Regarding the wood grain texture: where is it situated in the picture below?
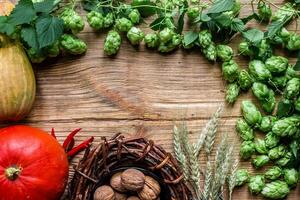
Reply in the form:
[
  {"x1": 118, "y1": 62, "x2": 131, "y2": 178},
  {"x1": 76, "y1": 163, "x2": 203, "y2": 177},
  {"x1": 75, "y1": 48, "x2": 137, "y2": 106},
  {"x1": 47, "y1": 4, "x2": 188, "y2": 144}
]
[{"x1": 3, "y1": 0, "x2": 300, "y2": 199}]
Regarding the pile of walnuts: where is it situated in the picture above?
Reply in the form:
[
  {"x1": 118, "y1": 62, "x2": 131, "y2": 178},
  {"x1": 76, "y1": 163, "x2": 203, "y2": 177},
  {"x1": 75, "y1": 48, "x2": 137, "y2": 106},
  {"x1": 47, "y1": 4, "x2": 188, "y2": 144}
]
[{"x1": 94, "y1": 168, "x2": 161, "y2": 200}]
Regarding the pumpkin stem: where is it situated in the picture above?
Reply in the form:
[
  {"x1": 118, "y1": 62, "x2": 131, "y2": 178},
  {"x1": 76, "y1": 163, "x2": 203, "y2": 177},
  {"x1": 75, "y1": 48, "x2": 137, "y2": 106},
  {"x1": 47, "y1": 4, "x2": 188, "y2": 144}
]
[{"x1": 5, "y1": 166, "x2": 21, "y2": 181}]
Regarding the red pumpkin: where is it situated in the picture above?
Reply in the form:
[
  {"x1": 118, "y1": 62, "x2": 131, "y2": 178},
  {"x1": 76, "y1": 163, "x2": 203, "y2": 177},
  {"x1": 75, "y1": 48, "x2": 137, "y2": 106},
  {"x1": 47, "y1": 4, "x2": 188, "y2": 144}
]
[{"x1": 0, "y1": 125, "x2": 69, "y2": 200}]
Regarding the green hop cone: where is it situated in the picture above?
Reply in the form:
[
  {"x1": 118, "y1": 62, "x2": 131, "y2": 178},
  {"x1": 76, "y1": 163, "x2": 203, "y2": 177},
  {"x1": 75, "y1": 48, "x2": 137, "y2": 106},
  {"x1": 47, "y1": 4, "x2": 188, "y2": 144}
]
[
  {"x1": 240, "y1": 141, "x2": 256, "y2": 160},
  {"x1": 47, "y1": 41, "x2": 60, "y2": 57},
  {"x1": 128, "y1": 9, "x2": 140, "y2": 24},
  {"x1": 257, "y1": 1, "x2": 272, "y2": 22},
  {"x1": 144, "y1": 33, "x2": 160, "y2": 48},
  {"x1": 223, "y1": 0, "x2": 241, "y2": 17},
  {"x1": 283, "y1": 168, "x2": 299, "y2": 187},
  {"x1": 261, "y1": 181, "x2": 290, "y2": 199},
  {"x1": 222, "y1": 60, "x2": 239, "y2": 83},
  {"x1": 265, "y1": 166, "x2": 282, "y2": 180},
  {"x1": 257, "y1": 39, "x2": 273, "y2": 61},
  {"x1": 158, "y1": 34, "x2": 181, "y2": 53},
  {"x1": 286, "y1": 33, "x2": 300, "y2": 51},
  {"x1": 60, "y1": 34, "x2": 87, "y2": 55},
  {"x1": 198, "y1": 30, "x2": 212, "y2": 48},
  {"x1": 294, "y1": 96, "x2": 300, "y2": 112},
  {"x1": 87, "y1": 11, "x2": 104, "y2": 30},
  {"x1": 254, "y1": 139, "x2": 268, "y2": 154},
  {"x1": 248, "y1": 175, "x2": 265, "y2": 194},
  {"x1": 251, "y1": 82, "x2": 276, "y2": 113},
  {"x1": 265, "y1": 56, "x2": 288, "y2": 74},
  {"x1": 252, "y1": 82, "x2": 272, "y2": 101},
  {"x1": 165, "y1": 17, "x2": 176, "y2": 30},
  {"x1": 115, "y1": 17, "x2": 133, "y2": 32},
  {"x1": 236, "y1": 118, "x2": 254, "y2": 141},
  {"x1": 249, "y1": 60, "x2": 272, "y2": 82},
  {"x1": 235, "y1": 169, "x2": 250, "y2": 186},
  {"x1": 279, "y1": 28, "x2": 291, "y2": 42},
  {"x1": 187, "y1": 7, "x2": 199, "y2": 20},
  {"x1": 216, "y1": 45, "x2": 233, "y2": 62},
  {"x1": 268, "y1": 145, "x2": 287, "y2": 160},
  {"x1": 276, "y1": 152, "x2": 292, "y2": 167},
  {"x1": 238, "y1": 41, "x2": 253, "y2": 57},
  {"x1": 226, "y1": 83, "x2": 240, "y2": 104},
  {"x1": 104, "y1": 30, "x2": 122, "y2": 56},
  {"x1": 272, "y1": 2, "x2": 295, "y2": 22},
  {"x1": 127, "y1": 27, "x2": 144, "y2": 45},
  {"x1": 259, "y1": 116, "x2": 277, "y2": 133},
  {"x1": 159, "y1": 27, "x2": 174, "y2": 44},
  {"x1": 265, "y1": 132, "x2": 280, "y2": 149},
  {"x1": 271, "y1": 75, "x2": 288, "y2": 89},
  {"x1": 60, "y1": 8, "x2": 84, "y2": 34},
  {"x1": 103, "y1": 13, "x2": 114, "y2": 28},
  {"x1": 238, "y1": 70, "x2": 253, "y2": 90},
  {"x1": 241, "y1": 100, "x2": 262, "y2": 126},
  {"x1": 284, "y1": 78, "x2": 300, "y2": 99},
  {"x1": 202, "y1": 43, "x2": 217, "y2": 62},
  {"x1": 272, "y1": 115, "x2": 300, "y2": 137},
  {"x1": 285, "y1": 66, "x2": 298, "y2": 80},
  {"x1": 252, "y1": 155, "x2": 270, "y2": 168},
  {"x1": 26, "y1": 48, "x2": 46, "y2": 63},
  {"x1": 261, "y1": 91, "x2": 276, "y2": 114}
]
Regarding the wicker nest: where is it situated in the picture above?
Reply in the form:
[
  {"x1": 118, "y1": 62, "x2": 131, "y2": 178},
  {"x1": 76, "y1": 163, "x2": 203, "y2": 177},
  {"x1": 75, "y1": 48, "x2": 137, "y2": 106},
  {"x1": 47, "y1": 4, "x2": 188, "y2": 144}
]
[{"x1": 68, "y1": 133, "x2": 193, "y2": 200}]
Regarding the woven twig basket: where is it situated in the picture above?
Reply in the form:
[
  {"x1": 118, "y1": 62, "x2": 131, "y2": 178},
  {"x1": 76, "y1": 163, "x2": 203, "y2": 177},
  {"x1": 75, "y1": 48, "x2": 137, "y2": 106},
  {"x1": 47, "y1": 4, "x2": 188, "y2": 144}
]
[{"x1": 68, "y1": 133, "x2": 193, "y2": 200}]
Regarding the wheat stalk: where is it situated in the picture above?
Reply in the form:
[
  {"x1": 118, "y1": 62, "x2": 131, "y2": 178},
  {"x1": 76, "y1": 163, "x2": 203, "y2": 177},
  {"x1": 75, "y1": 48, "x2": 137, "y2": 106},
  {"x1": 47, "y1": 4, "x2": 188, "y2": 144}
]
[
  {"x1": 203, "y1": 160, "x2": 213, "y2": 200},
  {"x1": 228, "y1": 157, "x2": 239, "y2": 200},
  {"x1": 204, "y1": 105, "x2": 223, "y2": 154}
]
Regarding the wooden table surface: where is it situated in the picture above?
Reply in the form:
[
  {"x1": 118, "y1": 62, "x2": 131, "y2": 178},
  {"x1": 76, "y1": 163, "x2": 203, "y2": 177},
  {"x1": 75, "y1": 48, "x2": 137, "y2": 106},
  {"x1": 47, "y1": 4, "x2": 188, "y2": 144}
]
[{"x1": 6, "y1": 0, "x2": 299, "y2": 199}]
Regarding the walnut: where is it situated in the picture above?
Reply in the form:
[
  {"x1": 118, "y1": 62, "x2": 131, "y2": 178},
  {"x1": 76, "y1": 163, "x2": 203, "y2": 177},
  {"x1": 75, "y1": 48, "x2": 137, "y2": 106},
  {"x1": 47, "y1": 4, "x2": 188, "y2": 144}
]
[
  {"x1": 127, "y1": 196, "x2": 140, "y2": 200},
  {"x1": 138, "y1": 176, "x2": 161, "y2": 200},
  {"x1": 115, "y1": 192, "x2": 127, "y2": 200},
  {"x1": 110, "y1": 172, "x2": 127, "y2": 192},
  {"x1": 121, "y1": 168, "x2": 145, "y2": 191},
  {"x1": 94, "y1": 185, "x2": 115, "y2": 200}
]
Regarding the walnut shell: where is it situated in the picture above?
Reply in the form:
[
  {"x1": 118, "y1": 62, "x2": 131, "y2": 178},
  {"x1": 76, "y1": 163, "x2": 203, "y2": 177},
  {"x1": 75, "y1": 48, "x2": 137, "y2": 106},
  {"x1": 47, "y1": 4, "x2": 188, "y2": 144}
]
[
  {"x1": 115, "y1": 192, "x2": 127, "y2": 200},
  {"x1": 94, "y1": 185, "x2": 115, "y2": 200},
  {"x1": 121, "y1": 169, "x2": 145, "y2": 191},
  {"x1": 110, "y1": 172, "x2": 127, "y2": 192},
  {"x1": 138, "y1": 176, "x2": 161, "y2": 200},
  {"x1": 127, "y1": 196, "x2": 140, "y2": 200}
]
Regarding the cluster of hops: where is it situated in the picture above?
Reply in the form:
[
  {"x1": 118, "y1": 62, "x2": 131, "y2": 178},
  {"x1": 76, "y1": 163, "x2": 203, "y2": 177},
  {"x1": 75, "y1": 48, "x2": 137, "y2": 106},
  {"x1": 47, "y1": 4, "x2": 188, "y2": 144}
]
[
  {"x1": 26, "y1": 7, "x2": 87, "y2": 63},
  {"x1": 235, "y1": 99, "x2": 300, "y2": 199}
]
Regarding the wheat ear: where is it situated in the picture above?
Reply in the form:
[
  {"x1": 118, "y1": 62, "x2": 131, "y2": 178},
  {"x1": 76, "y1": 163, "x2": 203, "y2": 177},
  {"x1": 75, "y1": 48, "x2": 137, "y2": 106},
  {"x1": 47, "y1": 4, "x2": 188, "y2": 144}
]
[
  {"x1": 228, "y1": 157, "x2": 239, "y2": 200},
  {"x1": 173, "y1": 125, "x2": 190, "y2": 180},
  {"x1": 204, "y1": 105, "x2": 223, "y2": 154}
]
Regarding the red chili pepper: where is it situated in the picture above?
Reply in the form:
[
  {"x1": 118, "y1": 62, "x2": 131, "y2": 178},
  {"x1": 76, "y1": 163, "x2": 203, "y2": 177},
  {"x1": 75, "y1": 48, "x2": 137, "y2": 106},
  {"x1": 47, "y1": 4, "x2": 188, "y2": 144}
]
[
  {"x1": 66, "y1": 137, "x2": 94, "y2": 157},
  {"x1": 51, "y1": 128, "x2": 93, "y2": 159}
]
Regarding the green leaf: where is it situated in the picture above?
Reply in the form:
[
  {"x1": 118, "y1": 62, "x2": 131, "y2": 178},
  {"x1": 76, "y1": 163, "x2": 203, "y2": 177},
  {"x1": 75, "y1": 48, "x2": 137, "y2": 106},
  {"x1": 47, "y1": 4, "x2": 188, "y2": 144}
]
[
  {"x1": 177, "y1": 2, "x2": 188, "y2": 34},
  {"x1": 8, "y1": 0, "x2": 36, "y2": 25},
  {"x1": 132, "y1": 0, "x2": 157, "y2": 17},
  {"x1": 214, "y1": 14, "x2": 232, "y2": 27},
  {"x1": 276, "y1": 99, "x2": 293, "y2": 118},
  {"x1": 0, "y1": 16, "x2": 15, "y2": 35},
  {"x1": 36, "y1": 15, "x2": 63, "y2": 48},
  {"x1": 193, "y1": 13, "x2": 211, "y2": 24},
  {"x1": 183, "y1": 31, "x2": 198, "y2": 46},
  {"x1": 242, "y1": 28, "x2": 264, "y2": 45},
  {"x1": 231, "y1": 18, "x2": 245, "y2": 32},
  {"x1": 207, "y1": 0, "x2": 234, "y2": 14},
  {"x1": 241, "y1": 13, "x2": 260, "y2": 24},
  {"x1": 21, "y1": 26, "x2": 39, "y2": 49},
  {"x1": 34, "y1": 0, "x2": 56, "y2": 13},
  {"x1": 150, "y1": 17, "x2": 165, "y2": 31},
  {"x1": 266, "y1": 17, "x2": 290, "y2": 38},
  {"x1": 294, "y1": 51, "x2": 300, "y2": 71}
]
